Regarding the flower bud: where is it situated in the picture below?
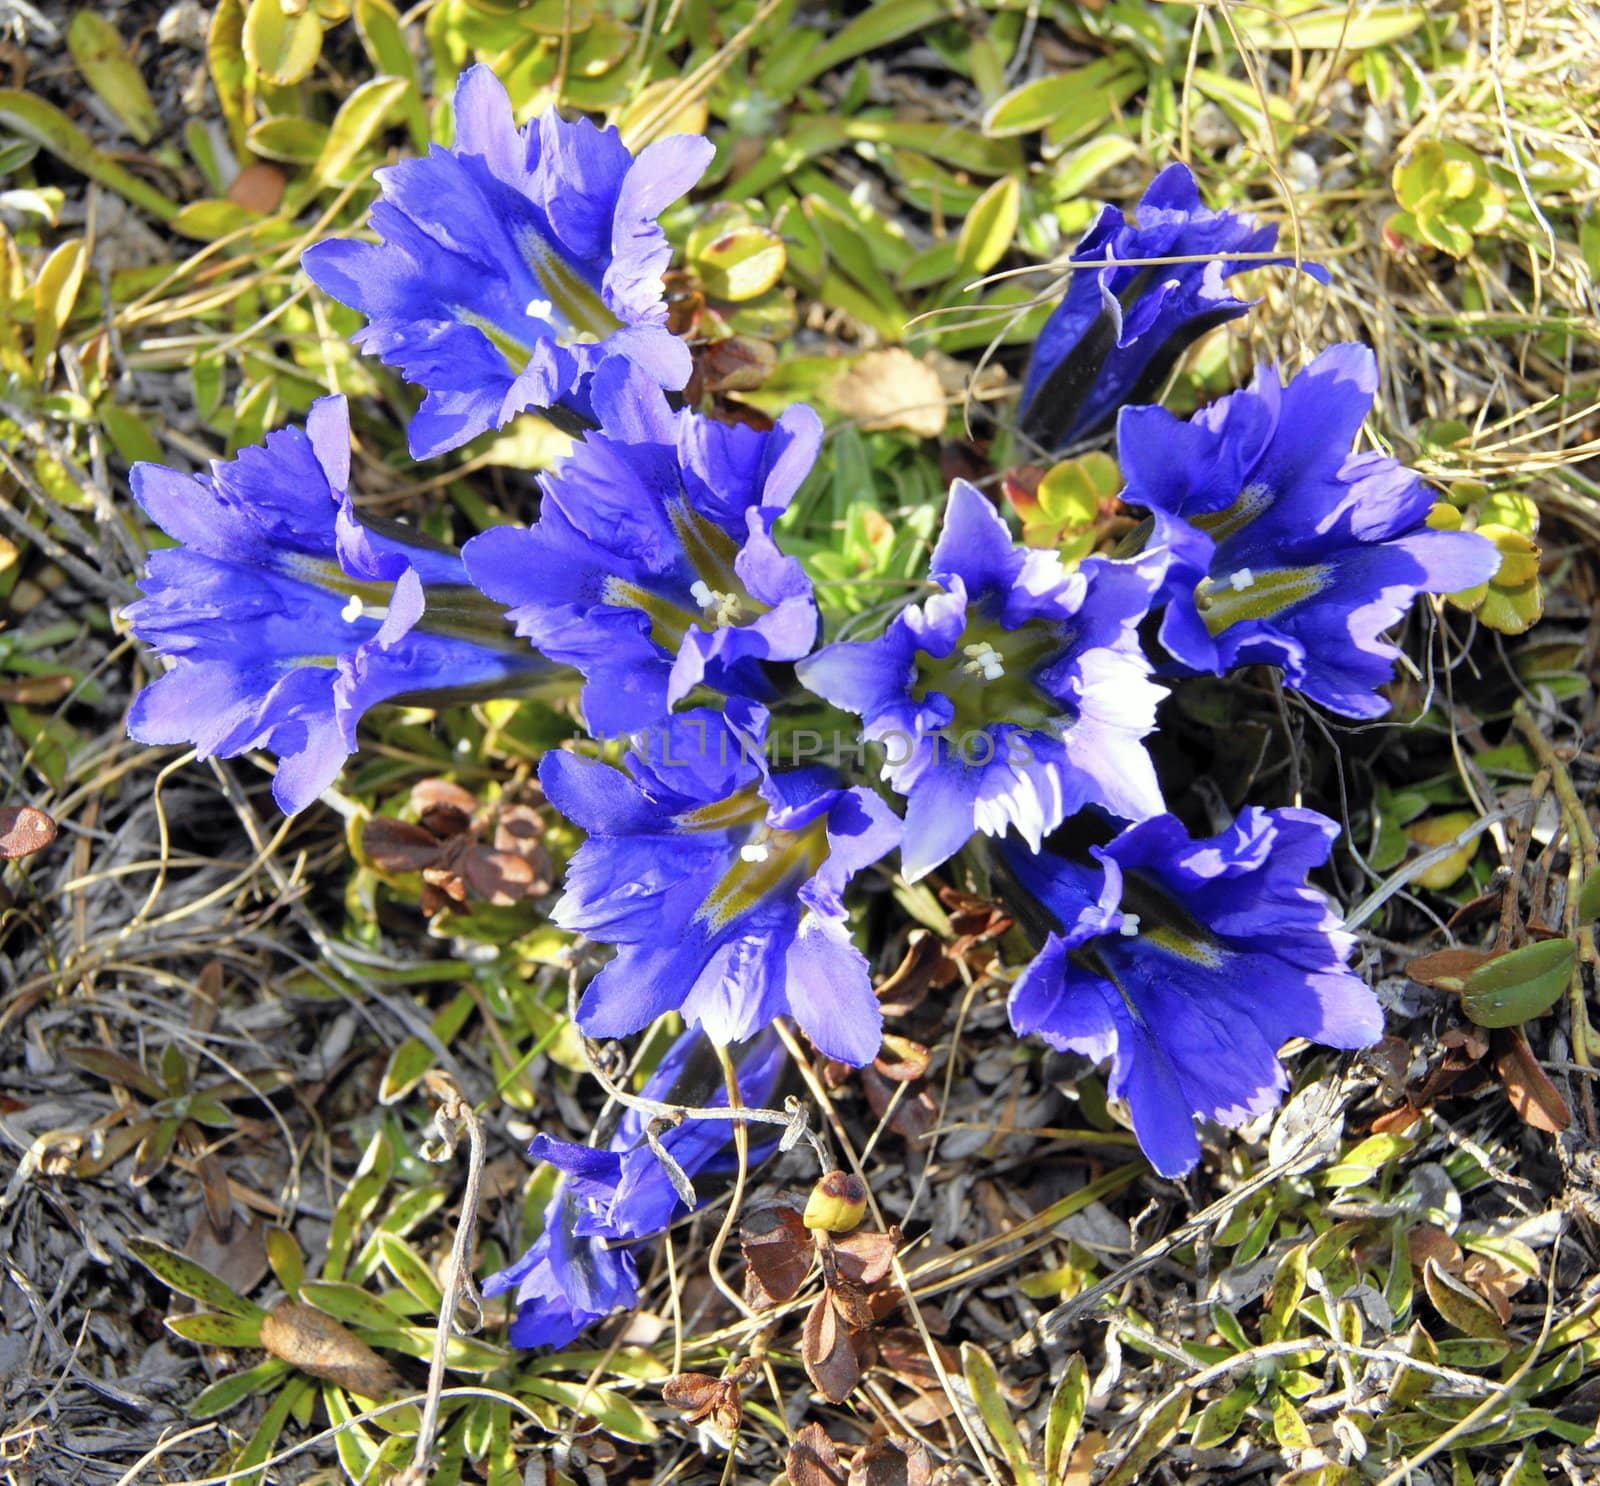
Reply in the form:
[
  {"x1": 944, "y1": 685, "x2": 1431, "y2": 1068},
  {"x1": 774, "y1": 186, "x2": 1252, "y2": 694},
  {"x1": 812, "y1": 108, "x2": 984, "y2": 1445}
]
[{"x1": 802, "y1": 1171, "x2": 868, "y2": 1234}]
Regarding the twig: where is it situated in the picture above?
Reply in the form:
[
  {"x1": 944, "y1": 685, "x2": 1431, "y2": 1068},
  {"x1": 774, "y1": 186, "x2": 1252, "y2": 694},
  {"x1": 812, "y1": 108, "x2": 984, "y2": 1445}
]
[{"x1": 398, "y1": 1073, "x2": 486, "y2": 1486}]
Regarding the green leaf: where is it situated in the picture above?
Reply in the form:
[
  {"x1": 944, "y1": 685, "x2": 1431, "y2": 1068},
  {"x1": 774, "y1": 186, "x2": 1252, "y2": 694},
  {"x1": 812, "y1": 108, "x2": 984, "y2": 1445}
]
[
  {"x1": 231, "y1": 1376, "x2": 312, "y2": 1486},
  {"x1": 983, "y1": 59, "x2": 1135, "y2": 138},
  {"x1": 126, "y1": 1237, "x2": 266, "y2": 1319},
  {"x1": 265, "y1": 1227, "x2": 305, "y2": 1298},
  {"x1": 1232, "y1": 3, "x2": 1426, "y2": 50},
  {"x1": 313, "y1": 75, "x2": 409, "y2": 188},
  {"x1": 1578, "y1": 867, "x2": 1600, "y2": 924},
  {"x1": 0, "y1": 91, "x2": 177, "y2": 221},
  {"x1": 99, "y1": 403, "x2": 165, "y2": 465},
  {"x1": 1459, "y1": 939, "x2": 1575, "y2": 1028},
  {"x1": 1100, "y1": 1391, "x2": 1191, "y2": 1486},
  {"x1": 243, "y1": 0, "x2": 324, "y2": 87},
  {"x1": 961, "y1": 1342, "x2": 1038, "y2": 1486},
  {"x1": 246, "y1": 115, "x2": 329, "y2": 164},
  {"x1": 188, "y1": 1357, "x2": 292, "y2": 1419},
  {"x1": 1044, "y1": 1353, "x2": 1089, "y2": 1482},
  {"x1": 166, "y1": 1310, "x2": 266, "y2": 1347},
  {"x1": 516, "y1": 1376, "x2": 658, "y2": 1443},
  {"x1": 796, "y1": 0, "x2": 952, "y2": 87},
  {"x1": 358, "y1": 1326, "x2": 509, "y2": 1373},
  {"x1": 298, "y1": 1279, "x2": 406, "y2": 1331},
  {"x1": 354, "y1": 0, "x2": 426, "y2": 147},
  {"x1": 1190, "y1": 1383, "x2": 1257, "y2": 1450},
  {"x1": 957, "y1": 175, "x2": 1020, "y2": 276},
  {"x1": 1323, "y1": 1133, "x2": 1415, "y2": 1188},
  {"x1": 1423, "y1": 1258, "x2": 1508, "y2": 1341},
  {"x1": 324, "y1": 1130, "x2": 392, "y2": 1282},
  {"x1": 67, "y1": 12, "x2": 161, "y2": 145},
  {"x1": 30, "y1": 236, "x2": 85, "y2": 384},
  {"x1": 170, "y1": 200, "x2": 265, "y2": 242},
  {"x1": 695, "y1": 224, "x2": 787, "y2": 302},
  {"x1": 375, "y1": 1230, "x2": 443, "y2": 1311},
  {"x1": 207, "y1": 0, "x2": 252, "y2": 155}
]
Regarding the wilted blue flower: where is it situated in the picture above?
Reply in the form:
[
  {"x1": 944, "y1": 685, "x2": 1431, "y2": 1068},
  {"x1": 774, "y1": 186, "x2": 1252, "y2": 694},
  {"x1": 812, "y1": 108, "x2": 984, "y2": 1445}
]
[
  {"x1": 464, "y1": 360, "x2": 822, "y2": 736},
  {"x1": 541, "y1": 705, "x2": 899, "y2": 1066},
  {"x1": 796, "y1": 481, "x2": 1165, "y2": 883},
  {"x1": 1119, "y1": 344, "x2": 1502, "y2": 718},
  {"x1": 1003, "y1": 808, "x2": 1383, "y2": 1178},
  {"x1": 123, "y1": 396, "x2": 548, "y2": 815},
  {"x1": 302, "y1": 65, "x2": 713, "y2": 460},
  {"x1": 1018, "y1": 163, "x2": 1325, "y2": 454},
  {"x1": 482, "y1": 1027, "x2": 785, "y2": 1348}
]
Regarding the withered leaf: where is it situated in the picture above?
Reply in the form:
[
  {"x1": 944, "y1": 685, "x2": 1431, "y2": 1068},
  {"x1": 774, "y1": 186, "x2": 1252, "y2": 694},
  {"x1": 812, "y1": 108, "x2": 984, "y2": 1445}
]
[
  {"x1": 1407, "y1": 1224, "x2": 1463, "y2": 1277},
  {"x1": 874, "y1": 1035, "x2": 931, "y2": 1083},
  {"x1": 362, "y1": 817, "x2": 444, "y2": 873},
  {"x1": 876, "y1": 1327, "x2": 959, "y2": 1389},
  {"x1": 786, "y1": 1422, "x2": 848, "y2": 1486},
  {"x1": 849, "y1": 1438, "x2": 933, "y2": 1486},
  {"x1": 661, "y1": 1372, "x2": 720, "y2": 1412},
  {"x1": 0, "y1": 674, "x2": 74, "y2": 703},
  {"x1": 741, "y1": 1203, "x2": 813, "y2": 1308},
  {"x1": 411, "y1": 778, "x2": 477, "y2": 819},
  {"x1": 861, "y1": 1065, "x2": 938, "y2": 1141},
  {"x1": 259, "y1": 1300, "x2": 403, "y2": 1398},
  {"x1": 832, "y1": 1227, "x2": 899, "y2": 1288},
  {"x1": 227, "y1": 161, "x2": 285, "y2": 214},
  {"x1": 827, "y1": 1276, "x2": 877, "y2": 1330},
  {"x1": 802, "y1": 1293, "x2": 863, "y2": 1404},
  {"x1": 661, "y1": 1371, "x2": 741, "y2": 1437},
  {"x1": 0, "y1": 805, "x2": 57, "y2": 860},
  {"x1": 875, "y1": 933, "x2": 955, "y2": 1017},
  {"x1": 1407, "y1": 946, "x2": 1495, "y2": 990},
  {"x1": 1494, "y1": 1027, "x2": 1571, "y2": 1133},
  {"x1": 461, "y1": 847, "x2": 537, "y2": 904}
]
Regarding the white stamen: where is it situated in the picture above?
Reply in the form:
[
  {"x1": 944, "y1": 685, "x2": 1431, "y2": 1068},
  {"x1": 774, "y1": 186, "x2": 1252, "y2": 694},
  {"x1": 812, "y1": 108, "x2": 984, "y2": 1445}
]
[
  {"x1": 739, "y1": 842, "x2": 770, "y2": 863},
  {"x1": 524, "y1": 296, "x2": 554, "y2": 322},
  {"x1": 341, "y1": 593, "x2": 365, "y2": 623},
  {"x1": 1227, "y1": 567, "x2": 1256, "y2": 593},
  {"x1": 962, "y1": 641, "x2": 1005, "y2": 680},
  {"x1": 1118, "y1": 913, "x2": 1141, "y2": 937},
  {"x1": 690, "y1": 579, "x2": 743, "y2": 628}
]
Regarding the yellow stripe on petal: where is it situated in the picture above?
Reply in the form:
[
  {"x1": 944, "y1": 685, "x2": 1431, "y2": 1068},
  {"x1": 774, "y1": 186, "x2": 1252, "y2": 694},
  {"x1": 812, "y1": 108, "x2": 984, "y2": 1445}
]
[
  {"x1": 1195, "y1": 563, "x2": 1332, "y2": 636},
  {"x1": 698, "y1": 822, "x2": 829, "y2": 932}
]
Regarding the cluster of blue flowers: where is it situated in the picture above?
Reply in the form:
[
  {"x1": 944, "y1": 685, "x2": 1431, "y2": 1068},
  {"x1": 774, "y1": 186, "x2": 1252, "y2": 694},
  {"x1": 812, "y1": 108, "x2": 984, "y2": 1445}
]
[{"x1": 121, "y1": 67, "x2": 1501, "y2": 1343}]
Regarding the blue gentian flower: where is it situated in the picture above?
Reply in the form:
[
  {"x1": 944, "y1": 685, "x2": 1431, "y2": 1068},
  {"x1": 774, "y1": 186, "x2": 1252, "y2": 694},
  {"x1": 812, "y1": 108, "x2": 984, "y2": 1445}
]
[
  {"x1": 464, "y1": 360, "x2": 823, "y2": 736},
  {"x1": 482, "y1": 1027, "x2": 785, "y2": 1348},
  {"x1": 1018, "y1": 163, "x2": 1326, "y2": 454},
  {"x1": 301, "y1": 65, "x2": 713, "y2": 460},
  {"x1": 541, "y1": 706, "x2": 899, "y2": 1066},
  {"x1": 1003, "y1": 808, "x2": 1384, "y2": 1178},
  {"x1": 796, "y1": 481, "x2": 1165, "y2": 883},
  {"x1": 1118, "y1": 344, "x2": 1503, "y2": 718},
  {"x1": 123, "y1": 396, "x2": 548, "y2": 815}
]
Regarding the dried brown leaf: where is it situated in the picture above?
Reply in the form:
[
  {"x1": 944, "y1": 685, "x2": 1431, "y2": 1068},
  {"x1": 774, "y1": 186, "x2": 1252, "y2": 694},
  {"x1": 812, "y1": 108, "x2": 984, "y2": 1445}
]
[
  {"x1": 1494, "y1": 1027, "x2": 1572, "y2": 1133},
  {"x1": 259, "y1": 1300, "x2": 403, "y2": 1398},
  {"x1": 227, "y1": 161, "x2": 284, "y2": 214},
  {"x1": 874, "y1": 1035, "x2": 930, "y2": 1083},
  {"x1": 802, "y1": 1293, "x2": 862, "y2": 1403},
  {"x1": 0, "y1": 805, "x2": 56, "y2": 860},
  {"x1": 849, "y1": 1438, "x2": 932, "y2": 1486},
  {"x1": 786, "y1": 1422, "x2": 848, "y2": 1486},
  {"x1": 1407, "y1": 946, "x2": 1495, "y2": 989},
  {"x1": 741, "y1": 1203, "x2": 812, "y2": 1308},
  {"x1": 362, "y1": 817, "x2": 445, "y2": 873},
  {"x1": 831, "y1": 1227, "x2": 899, "y2": 1288},
  {"x1": 829, "y1": 348, "x2": 947, "y2": 440}
]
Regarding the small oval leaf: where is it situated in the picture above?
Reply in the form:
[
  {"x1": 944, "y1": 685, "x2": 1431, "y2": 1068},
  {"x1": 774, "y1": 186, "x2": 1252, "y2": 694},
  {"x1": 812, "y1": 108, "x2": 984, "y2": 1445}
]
[{"x1": 1459, "y1": 939, "x2": 1575, "y2": 1028}]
